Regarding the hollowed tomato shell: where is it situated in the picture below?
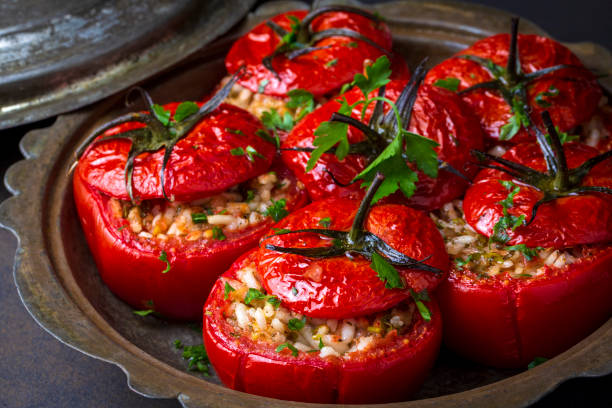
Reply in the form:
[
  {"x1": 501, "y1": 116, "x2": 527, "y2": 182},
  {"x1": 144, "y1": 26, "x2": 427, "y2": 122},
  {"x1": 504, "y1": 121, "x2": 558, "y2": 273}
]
[
  {"x1": 258, "y1": 198, "x2": 448, "y2": 319},
  {"x1": 281, "y1": 79, "x2": 484, "y2": 210},
  {"x1": 438, "y1": 247, "x2": 612, "y2": 368},
  {"x1": 203, "y1": 250, "x2": 442, "y2": 404},
  {"x1": 225, "y1": 10, "x2": 392, "y2": 97}
]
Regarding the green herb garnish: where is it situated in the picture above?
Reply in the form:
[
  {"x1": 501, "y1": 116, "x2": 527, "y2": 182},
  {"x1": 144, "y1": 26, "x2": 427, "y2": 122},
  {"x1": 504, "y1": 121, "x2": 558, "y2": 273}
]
[
  {"x1": 159, "y1": 250, "x2": 171, "y2": 273},
  {"x1": 264, "y1": 198, "x2": 288, "y2": 222},
  {"x1": 276, "y1": 342, "x2": 299, "y2": 357},
  {"x1": 433, "y1": 77, "x2": 460, "y2": 92}
]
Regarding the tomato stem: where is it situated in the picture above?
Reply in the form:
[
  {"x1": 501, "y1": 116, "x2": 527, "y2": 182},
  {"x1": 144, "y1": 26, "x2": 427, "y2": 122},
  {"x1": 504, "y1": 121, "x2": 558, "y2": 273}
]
[{"x1": 348, "y1": 172, "x2": 384, "y2": 244}]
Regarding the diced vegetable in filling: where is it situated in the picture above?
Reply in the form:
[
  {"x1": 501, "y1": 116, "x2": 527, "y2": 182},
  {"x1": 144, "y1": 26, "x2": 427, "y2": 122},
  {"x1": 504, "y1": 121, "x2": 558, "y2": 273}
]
[
  {"x1": 431, "y1": 200, "x2": 581, "y2": 279},
  {"x1": 221, "y1": 260, "x2": 417, "y2": 358},
  {"x1": 111, "y1": 172, "x2": 293, "y2": 242}
]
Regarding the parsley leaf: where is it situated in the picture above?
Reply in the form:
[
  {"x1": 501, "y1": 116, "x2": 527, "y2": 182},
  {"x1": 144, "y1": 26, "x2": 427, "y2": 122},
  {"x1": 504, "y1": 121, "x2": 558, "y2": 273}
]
[
  {"x1": 491, "y1": 181, "x2": 526, "y2": 244},
  {"x1": 318, "y1": 217, "x2": 332, "y2": 228},
  {"x1": 305, "y1": 121, "x2": 350, "y2": 171},
  {"x1": 325, "y1": 58, "x2": 338, "y2": 67},
  {"x1": 174, "y1": 101, "x2": 199, "y2": 122},
  {"x1": 528, "y1": 356, "x2": 548, "y2": 369},
  {"x1": 288, "y1": 317, "x2": 306, "y2": 331},
  {"x1": 244, "y1": 288, "x2": 281, "y2": 308},
  {"x1": 403, "y1": 131, "x2": 439, "y2": 178},
  {"x1": 256, "y1": 128, "x2": 280, "y2": 149},
  {"x1": 455, "y1": 252, "x2": 481, "y2": 269},
  {"x1": 505, "y1": 244, "x2": 542, "y2": 261},
  {"x1": 212, "y1": 226, "x2": 226, "y2": 241},
  {"x1": 191, "y1": 213, "x2": 208, "y2": 224},
  {"x1": 178, "y1": 343, "x2": 210, "y2": 375},
  {"x1": 535, "y1": 86, "x2": 559, "y2": 108},
  {"x1": 230, "y1": 147, "x2": 245, "y2": 156},
  {"x1": 410, "y1": 289, "x2": 431, "y2": 321},
  {"x1": 349, "y1": 55, "x2": 392, "y2": 98},
  {"x1": 264, "y1": 198, "x2": 288, "y2": 222},
  {"x1": 225, "y1": 128, "x2": 245, "y2": 136},
  {"x1": 433, "y1": 77, "x2": 461, "y2": 92},
  {"x1": 152, "y1": 104, "x2": 171, "y2": 126},
  {"x1": 133, "y1": 309, "x2": 155, "y2": 317},
  {"x1": 276, "y1": 342, "x2": 299, "y2": 357},
  {"x1": 545, "y1": 126, "x2": 579, "y2": 145},
  {"x1": 500, "y1": 98, "x2": 530, "y2": 141},
  {"x1": 262, "y1": 108, "x2": 294, "y2": 131},
  {"x1": 370, "y1": 252, "x2": 405, "y2": 289},
  {"x1": 245, "y1": 190, "x2": 255, "y2": 202},
  {"x1": 159, "y1": 251, "x2": 171, "y2": 273},
  {"x1": 245, "y1": 145, "x2": 265, "y2": 161},
  {"x1": 224, "y1": 282, "x2": 235, "y2": 300},
  {"x1": 287, "y1": 89, "x2": 315, "y2": 121}
]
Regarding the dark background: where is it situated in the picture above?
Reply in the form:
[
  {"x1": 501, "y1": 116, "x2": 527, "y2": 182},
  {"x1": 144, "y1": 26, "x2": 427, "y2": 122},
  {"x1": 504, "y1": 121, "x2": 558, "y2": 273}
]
[{"x1": 0, "y1": 1, "x2": 610, "y2": 407}]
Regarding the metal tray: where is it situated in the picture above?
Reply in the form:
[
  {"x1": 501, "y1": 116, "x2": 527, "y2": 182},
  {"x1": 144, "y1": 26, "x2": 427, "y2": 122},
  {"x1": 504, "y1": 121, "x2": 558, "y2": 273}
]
[
  {"x1": 1, "y1": 1, "x2": 610, "y2": 407},
  {"x1": 0, "y1": 0, "x2": 255, "y2": 130}
]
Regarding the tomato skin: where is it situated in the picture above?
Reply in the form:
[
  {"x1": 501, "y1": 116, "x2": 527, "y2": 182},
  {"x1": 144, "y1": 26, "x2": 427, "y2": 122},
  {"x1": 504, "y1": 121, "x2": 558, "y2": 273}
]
[
  {"x1": 281, "y1": 79, "x2": 484, "y2": 210},
  {"x1": 258, "y1": 198, "x2": 448, "y2": 319},
  {"x1": 438, "y1": 247, "x2": 612, "y2": 368},
  {"x1": 203, "y1": 250, "x2": 442, "y2": 404},
  {"x1": 425, "y1": 34, "x2": 602, "y2": 145},
  {"x1": 463, "y1": 142, "x2": 612, "y2": 248},
  {"x1": 225, "y1": 10, "x2": 392, "y2": 97},
  {"x1": 78, "y1": 102, "x2": 276, "y2": 202},
  {"x1": 73, "y1": 159, "x2": 308, "y2": 321}
]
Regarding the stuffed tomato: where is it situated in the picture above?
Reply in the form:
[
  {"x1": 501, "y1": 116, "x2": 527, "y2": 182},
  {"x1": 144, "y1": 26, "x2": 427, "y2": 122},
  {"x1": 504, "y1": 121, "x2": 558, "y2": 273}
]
[
  {"x1": 282, "y1": 58, "x2": 484, "y2": 210},
  {"x1": 431, "y1": 114, "x2": 612, "y2": 367},
  {"x1": 425, "y1": 18, "x2": 601, "y2": 145},
  {"x1": 73, "y1": 81, "x2": 307, "y2": 320},
  {"x1": 204, "y1": 175, "x2": 447, "y2": 403}
]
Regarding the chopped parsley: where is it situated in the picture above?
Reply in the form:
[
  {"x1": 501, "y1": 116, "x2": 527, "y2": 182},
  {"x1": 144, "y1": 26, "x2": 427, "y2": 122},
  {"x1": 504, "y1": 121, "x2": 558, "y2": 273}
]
[
  {"x1": 212, "y1": 226, "x2": 226, "y2": 241},
  {"x1": 527, "y1": 356, "x2": 548, "y2": 369},
  {"x1": 256, "y1": 128, "x2": 280, "y2": 149},
  {"x1": 245, "y1": 190, "x2": 255, "y2": 202},
  {"x1": 291, "y1": 287, "x2": 298, "y2": 296},
  {"x1": 490, "y1": 180, "x2": 526, "y2": 244},
  {"x1": 159, "y1": 251, "x2": 171, "y2": 273},
  {"x1": 500, "y1": 98, "x2": 530, "y2": 141},
  {"x1": 535, "y1": 86, "x2": 559, "y2": 108},
  {"x1": 225, "y1": 128, "x2": 244, "y2": 136},
  {"x1": 505, "y1": 244, "x2": 542, "y2": 261},
  {"x1": 262, "y1": 108, "x2": 294, "y2": 132},
  {"x1": 176, "y1": 343, "x2": 210, "y2": 375},
  {"x1": 258, "y1": 79, "x2": 269, "y2": 93},
  {"x1": 325, "y1": 58, "x2": 338, "y2": 67},
  {"x1": 230, "y1": 145, "x2": 264, "y2": 161},
  {"x1": 287, "y1": 89, "x2": 315, "y2": 121},
  {"x1": 410, "y1": 289, "x2": 431, "y2": 321},
  {"x1": 318, "y1": 217, "x2": 332, "y2": 228},
  {"x1": 346, "y1": 41, "x2": 358, "y2": 48},
  {"x1": 244, "y1": 288, "x2": 281, "y2": 308},
  {"x1": 224, "y1": 282, "x2": 235, "y2": 300},
  {"x1": 433, "y1": 77, "x2": 461, "y2": 92},
  {"x1": 455, "y1": 252, "x2": 481, "y2": 268},
  {"x1": 191, "y1": 213, "x2": 208, "y2": 224},
  {"x1": 133, "y1": 309, "x2": 155, "y2": 317},
  {"x1": 288, "y1": 317, "x2": 306, "y2": 331},
  {"x1": 264, "y1": 198, "x2": 288, "y2": 222},
  {"x1": 276, "y1": 342, "x2": 299, "y2": 357}
]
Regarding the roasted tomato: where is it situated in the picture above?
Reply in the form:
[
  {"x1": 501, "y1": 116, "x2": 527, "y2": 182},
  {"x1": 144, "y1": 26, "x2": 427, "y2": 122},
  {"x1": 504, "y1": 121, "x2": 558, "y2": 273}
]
[
  {"x1": 225, "y1": 7, "x2": 393, "y2": 98},
  {"x1": 282, "y1": 73, "x2": 484, "y2": 210},
  {"x1": 204, "y1": 250, "x2": 442, "y2": 403},
  {"x1": 425, "y1": 18, "x2": 601, "y2": 145},
  {"x1": 73, "y1": 82, "x2": 307, "y2": 320},
  {"x1": 433, "y1": 115, "x2": 612, "y2": 367}
]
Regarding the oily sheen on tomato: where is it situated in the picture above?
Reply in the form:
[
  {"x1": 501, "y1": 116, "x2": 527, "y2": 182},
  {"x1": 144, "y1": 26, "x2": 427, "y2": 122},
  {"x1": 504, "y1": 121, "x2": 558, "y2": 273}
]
[
  {"x1": 74, "y1": 102, "x2": 307, "y2": 320},
  {"x1": 203, "y1": 250, "x2": 443, "y2": 404},
  {"x1": 425, "y1": 34, "x2": 601, "y2": 144},
  {"x1": 281, "y1": 79, "x2": 484, "y2": 210},
  {"x1": 257, "y1": 198, "x2": 448, "y2": 319},
  {"x1": 225, "y1": 10, "x2": 392, "y2": 97}
]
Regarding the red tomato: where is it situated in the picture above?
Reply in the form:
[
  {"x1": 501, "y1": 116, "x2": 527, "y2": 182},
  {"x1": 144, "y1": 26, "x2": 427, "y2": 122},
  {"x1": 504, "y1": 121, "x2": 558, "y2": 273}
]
[
  {"x1": 438, "y1": 245, "x2": 612, "y2": 368},
  {"x1": 258, "y1": 198, "x2": 448, "y2": 319},
  {"x1": 74, "y1": 102, "x2": 308, "y2": 320},
  {"x1": 464, "y1": 142, "x2": 612, "y2": 248},
  {"x1": 281, "y1": 79, "x2": 484, "y2": 210},
  {"x1": 425, "y1": 34, "x2": 601, "y2": 145},
  {"x1": 203, "y1": 249, "x2": 442, "y2": 404},
  {"x1": 225, "y1": 10, "x2": 392, "y2": 97}
]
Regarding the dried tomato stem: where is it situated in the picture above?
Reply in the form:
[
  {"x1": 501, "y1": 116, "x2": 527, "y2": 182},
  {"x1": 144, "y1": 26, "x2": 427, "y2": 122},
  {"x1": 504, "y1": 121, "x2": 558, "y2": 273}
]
[
  {"x1": 506, "y1": 17, "x2": 521, "y2": 84},
  {"x1": 348, "y1": 172, "x2": 384, "y2": 244}
]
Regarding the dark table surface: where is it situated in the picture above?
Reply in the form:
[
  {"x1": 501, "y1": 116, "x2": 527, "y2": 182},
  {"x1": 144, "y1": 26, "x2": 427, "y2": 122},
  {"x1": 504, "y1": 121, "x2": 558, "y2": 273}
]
[{"x1": 1, "y1": 1, "x2": 610, "y2": 407}]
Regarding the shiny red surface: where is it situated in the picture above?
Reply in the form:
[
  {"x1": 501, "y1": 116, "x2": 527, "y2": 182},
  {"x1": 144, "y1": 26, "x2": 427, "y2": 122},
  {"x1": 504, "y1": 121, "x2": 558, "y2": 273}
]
[
  {"x1": 258, "y1": 198, "x2": 448, "y2": 319},
  {"x1": 225, "y1": 10, "x2": 392, "y2": 97},
  {"x1": 281, "y1": 79, "x2": 484, "y2": 210},
  {"x1": 425, "y1": 34, "x2": 601, "y2": 145},
  {"x1": 438, "y1": 247, "x2": 612, "y2": 368},
  {"x1": 78, "y1": 102, "x2": 275, "y2": 202},
  {"x1": 203, "y1": 250, "x2": 442, "y2": 404},
  {"x1": 74, "y1": 100, "x2": 308, "y2": 319},
  {"x1": 463, "y1": 142, "x2": 612, "y2": 248}
]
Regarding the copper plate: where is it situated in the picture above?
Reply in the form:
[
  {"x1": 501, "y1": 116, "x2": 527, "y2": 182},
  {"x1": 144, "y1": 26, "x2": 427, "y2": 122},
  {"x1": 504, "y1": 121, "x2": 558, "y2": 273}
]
[
  {"x1": 1, "y1": 1, "x2": 611, "y2": 407},
  {"x1": 0, "y1": 0, "x2": 255, "y2": 130}
]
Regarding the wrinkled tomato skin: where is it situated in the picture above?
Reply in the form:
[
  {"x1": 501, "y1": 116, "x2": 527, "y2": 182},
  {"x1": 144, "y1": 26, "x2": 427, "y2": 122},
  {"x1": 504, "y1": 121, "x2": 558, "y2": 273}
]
[
  {"x1": 78, "y1": 102, "x2": 276, "y2": 202},
  {"x1": 226, "y1": 10, "x2": 392, "y2": 97},
  {"x1": 463, "y1": 142, "x2": 612, "y2": 248},
  {"x1": 282, "y1": 80, "x2": 484, "y2": 210},
  {"x1": 425, "y1": 34, "x2": 601, "y2": 145},
  {"x1": 73, "y1": 100, "x2": 307, "y2": 320},
  {"x1": 438, "y1": 247, "x2": 612, "y2": 368},
  {"x1": 203, "y1": 250, "x2": 442, "y2": 404},
  {"x1": 258, "y1": 198, "x2": 448, "y2": 319}
]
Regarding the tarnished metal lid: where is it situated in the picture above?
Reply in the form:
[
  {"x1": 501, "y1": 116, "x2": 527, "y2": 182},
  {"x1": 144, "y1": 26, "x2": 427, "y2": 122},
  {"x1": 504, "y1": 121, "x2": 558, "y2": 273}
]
[{"x1": 0, "y1": 0, "x2": 256, "y2": 129}]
